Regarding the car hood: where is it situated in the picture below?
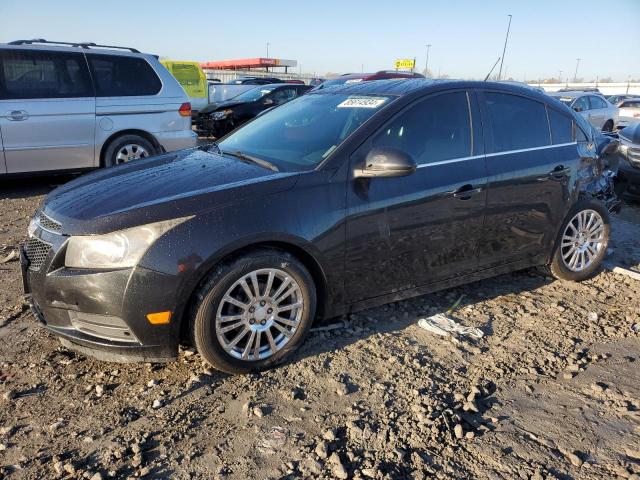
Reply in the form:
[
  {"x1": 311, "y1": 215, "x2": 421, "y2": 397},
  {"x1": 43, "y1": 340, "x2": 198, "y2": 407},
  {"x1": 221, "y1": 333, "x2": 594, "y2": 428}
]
[
  {"x1": 42, "y1": 148, "x2": 298, "y2": 235},
  {"x1": 200, "y1": 100, "x2": 247, "y2": 114}
]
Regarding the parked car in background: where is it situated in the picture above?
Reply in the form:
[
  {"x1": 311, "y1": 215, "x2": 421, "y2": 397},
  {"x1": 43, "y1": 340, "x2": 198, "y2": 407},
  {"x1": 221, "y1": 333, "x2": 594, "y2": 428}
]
[
  {"x1": 617, "y1": 122, "x2": 640, "y2": 200},
  {"x1": 195, "y1": 83, "x2": 311, "y2": 137},
  {"x1": 0, "y1": 39, "x2": 196, "y2": 174},
  {"x1": 312, "y1": 70, "x2": 425, "y2": 90},
  {"x1": 616, "y1": 98, "x2": 640, "y2": 129},
  {"x1": 607, "y1": 94, "x2": 637, "y2": 104},
  {"x1": 230, "y1": 77, "x2": 284, "y2": 85},
  {"x1": 22, "y1": 80, "x2": 620, "y2": 374},
  {"x1": 548, "y1": 91, "x2": 618, "y2": 132},
  {"x1": 160, "y1": 60, "x2": 209, "y2": 115}
]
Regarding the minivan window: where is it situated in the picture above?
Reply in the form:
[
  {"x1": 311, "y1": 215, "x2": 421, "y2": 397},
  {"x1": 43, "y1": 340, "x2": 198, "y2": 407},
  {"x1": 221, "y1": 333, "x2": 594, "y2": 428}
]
[
  {"x1": 372, "y1": 91, "x2": 471, "y2": 165},
  {"x1": 0, "y1": 50, "x2": 92, "y2": 99},
  {"x1": 218, "y1": 93, "x2": 393, "y2": 171},
  {"x1": 547, "y1": 107, "x2": 574, "y2": 144},
  {"x1": 484, "y1": 92, "x2": 550, "y2": 152},
  {"x1": 87, "y1": 54, "x2": 161, "y2": 97}
]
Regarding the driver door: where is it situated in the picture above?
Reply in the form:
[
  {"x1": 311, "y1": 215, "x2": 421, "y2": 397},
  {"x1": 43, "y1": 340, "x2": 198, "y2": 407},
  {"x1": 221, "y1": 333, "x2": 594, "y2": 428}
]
[{"x1": 344, "y1": 90, "x2": 487, "y2": 303}]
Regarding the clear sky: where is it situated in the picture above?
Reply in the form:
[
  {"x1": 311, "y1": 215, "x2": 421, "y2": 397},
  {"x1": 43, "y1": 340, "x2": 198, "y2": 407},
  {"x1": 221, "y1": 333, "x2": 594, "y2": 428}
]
[{"x1": 1, "y1": 0, "x2": 639, "y2": 81}]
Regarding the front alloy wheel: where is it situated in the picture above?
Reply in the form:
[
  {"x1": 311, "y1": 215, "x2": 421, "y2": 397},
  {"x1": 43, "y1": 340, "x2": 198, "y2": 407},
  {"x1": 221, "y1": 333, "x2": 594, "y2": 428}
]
[
  {"x1": 215, "y1": 268, "x2": 304, "y2": 361},
  {"x1": 190, "y1": 250, "x2": 316, "y2": 374}
]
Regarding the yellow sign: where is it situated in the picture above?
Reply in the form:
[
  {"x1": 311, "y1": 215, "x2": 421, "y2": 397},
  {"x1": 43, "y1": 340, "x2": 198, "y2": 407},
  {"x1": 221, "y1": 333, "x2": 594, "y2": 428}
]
[{"x1": 394, "y1": 58, "x2": 415, "y2": 70}]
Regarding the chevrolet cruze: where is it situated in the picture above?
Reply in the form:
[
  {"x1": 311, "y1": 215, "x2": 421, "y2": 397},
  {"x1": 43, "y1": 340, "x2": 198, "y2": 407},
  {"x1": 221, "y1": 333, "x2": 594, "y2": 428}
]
[{"x1": 22, "y1": 80, "x2": 620, "y2": 374}]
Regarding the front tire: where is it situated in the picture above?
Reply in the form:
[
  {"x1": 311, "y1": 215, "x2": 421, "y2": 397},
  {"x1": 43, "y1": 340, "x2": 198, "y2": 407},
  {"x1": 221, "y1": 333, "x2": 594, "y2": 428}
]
[
  {"x1": 190, "y1": 250, "x2": 316, "y2": 374},
  {"x1": 549, "y1": 199, "x2": 610, "y2": 281}
]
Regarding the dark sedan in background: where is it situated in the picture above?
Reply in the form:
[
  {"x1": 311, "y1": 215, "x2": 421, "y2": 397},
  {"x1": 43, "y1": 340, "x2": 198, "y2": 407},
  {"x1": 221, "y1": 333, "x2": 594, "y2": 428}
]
[
  {"x1": 23, "y1": 80, "x2": 621, "y2": 374},
  {"x1": 618, "y1": 122, "x2": 640, "y2": 199},
  {"x1": 195, "y1": 83, "x2": 311, "y2": 137}
]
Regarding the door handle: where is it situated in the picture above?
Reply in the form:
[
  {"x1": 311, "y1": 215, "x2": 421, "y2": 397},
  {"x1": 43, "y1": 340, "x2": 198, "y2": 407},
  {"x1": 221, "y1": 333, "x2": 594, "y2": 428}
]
[
  {"x1": 6, "y1": 110, "x2": 29, "y2": 121},
  {"x1": 452, "y1": 184, "x2": 483, "y2": 200}
]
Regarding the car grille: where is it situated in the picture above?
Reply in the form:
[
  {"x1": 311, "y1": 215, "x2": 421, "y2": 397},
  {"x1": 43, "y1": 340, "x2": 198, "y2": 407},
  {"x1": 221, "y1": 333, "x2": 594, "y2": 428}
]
[
  {"x1": 38, "y1": 212, "x2": 62, "y2": 233},
  {"x1": 25, "y1": 237, "x2": 52, "y2": 271}
]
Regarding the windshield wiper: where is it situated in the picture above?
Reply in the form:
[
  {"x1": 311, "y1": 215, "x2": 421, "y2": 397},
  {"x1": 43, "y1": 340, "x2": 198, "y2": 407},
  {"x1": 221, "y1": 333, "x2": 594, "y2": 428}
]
[
  {"x1": 198, "y1": 142, "x2": 222, "y2": 155},
  {"x1": 221, "y1": 150, "x2": 279, "y2": 172}
]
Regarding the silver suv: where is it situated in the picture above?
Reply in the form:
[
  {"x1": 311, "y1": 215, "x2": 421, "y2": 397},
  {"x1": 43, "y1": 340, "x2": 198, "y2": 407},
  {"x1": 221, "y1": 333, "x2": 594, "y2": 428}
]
[
  {"x1": 547, "y1": 90, "x2": 618, "y2": 132},
  {"x1": 0, "y1": 39, "x2": 197, "y2": 174}
]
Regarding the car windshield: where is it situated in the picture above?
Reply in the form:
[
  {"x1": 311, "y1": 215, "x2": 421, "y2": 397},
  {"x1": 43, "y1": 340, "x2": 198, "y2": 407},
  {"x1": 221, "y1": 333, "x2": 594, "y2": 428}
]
[
  {"x1": 218, "y1": 93, "x2": 394, "y2": 171},
  {"x1": 232, "y1": 86, "x2": 278, "y2": 102}
]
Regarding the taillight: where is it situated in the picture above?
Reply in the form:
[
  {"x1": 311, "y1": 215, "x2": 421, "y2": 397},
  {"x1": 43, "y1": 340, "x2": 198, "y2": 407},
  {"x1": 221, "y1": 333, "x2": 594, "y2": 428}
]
[{"x1": 179, "y1": 102, "x2": 192, "y2": 117}]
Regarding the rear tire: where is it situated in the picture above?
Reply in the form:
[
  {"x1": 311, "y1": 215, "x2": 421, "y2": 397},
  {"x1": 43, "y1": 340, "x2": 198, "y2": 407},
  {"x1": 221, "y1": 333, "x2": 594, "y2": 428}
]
[
  {"x1": 602, "y1": 120, "x2": 614, "y2": 133},
  {"x1": 103, "y1": 134, "x2": 157, "y2": 167},
  {"x1": 548, "y1": 199, "x2": 610, "y2": 281},
  {"x1": 189, "y1": 249, "x2": 316, "y2": 374}
]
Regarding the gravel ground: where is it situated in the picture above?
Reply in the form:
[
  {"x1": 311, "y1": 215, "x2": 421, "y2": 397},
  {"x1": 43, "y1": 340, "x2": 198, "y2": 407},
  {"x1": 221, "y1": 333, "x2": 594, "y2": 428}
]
[{"x1": 0, "y1": 176, "x2": 639, "y2": 480}]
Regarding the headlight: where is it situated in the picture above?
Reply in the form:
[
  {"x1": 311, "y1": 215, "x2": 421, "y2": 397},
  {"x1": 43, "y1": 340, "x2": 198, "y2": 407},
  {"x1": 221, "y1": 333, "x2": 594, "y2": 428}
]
[
  {"x1": 65, "y1": 217, "x2": 192, "y2": 269},
  {"x1": 212, "y1": 109, "x2": 233, "y2": 120}
]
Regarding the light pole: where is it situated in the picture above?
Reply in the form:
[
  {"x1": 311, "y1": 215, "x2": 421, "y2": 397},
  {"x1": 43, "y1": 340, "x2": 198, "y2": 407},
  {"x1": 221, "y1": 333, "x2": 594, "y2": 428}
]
[
  {"x1": 559, "y1": 70, "x2": 563, "y2": 84},
  {"x1": 425, "y1": 44, "x2": 431, "y2": 77},
  {"x1": 573, "y1": 58, "x2": 581, "y2": 83},
  {"x1": 497, "y1": 14, "x2": 512, "y2": 81},
  {"x1": 266, "y1": 42, "x2": 270, "y2": 58}
]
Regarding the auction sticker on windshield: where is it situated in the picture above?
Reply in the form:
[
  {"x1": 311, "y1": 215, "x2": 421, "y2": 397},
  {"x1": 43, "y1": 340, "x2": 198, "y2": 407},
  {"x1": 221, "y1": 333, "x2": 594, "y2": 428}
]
[{"x1": 337, "y1": 96, "x2": 388, "y2": 108}]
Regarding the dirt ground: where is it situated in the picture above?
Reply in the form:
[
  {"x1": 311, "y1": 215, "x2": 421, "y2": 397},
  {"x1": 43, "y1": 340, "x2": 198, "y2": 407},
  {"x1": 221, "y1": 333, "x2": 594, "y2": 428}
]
[{"x1": 0, "y1": 176, "x2": 639, "y2": 480}]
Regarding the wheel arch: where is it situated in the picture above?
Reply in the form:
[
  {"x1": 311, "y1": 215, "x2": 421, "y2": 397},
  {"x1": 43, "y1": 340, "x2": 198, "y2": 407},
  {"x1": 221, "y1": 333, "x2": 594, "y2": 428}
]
[
  {"x1": 177, "y1": 239, "x2": 331, "y2": 343},
  {"x1": 99, "y1": 129, "x2": 162, "y2": 167}
]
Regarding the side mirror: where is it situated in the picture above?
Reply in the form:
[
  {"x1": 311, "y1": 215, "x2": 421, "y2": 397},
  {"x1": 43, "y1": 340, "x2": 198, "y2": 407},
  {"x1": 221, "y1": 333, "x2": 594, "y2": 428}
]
[
  {"x1": 263, "y1": 98, "x2": 274, "y2": 106},
  {"x1": 354, "y1": 147, "x2": 417, "y2": 178}
]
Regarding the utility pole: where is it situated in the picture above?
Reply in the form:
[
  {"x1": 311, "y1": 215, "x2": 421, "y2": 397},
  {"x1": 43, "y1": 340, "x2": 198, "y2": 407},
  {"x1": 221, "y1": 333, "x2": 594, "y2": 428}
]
[
  {"x1": 425, "y1": 44, "x2": 431, "y2": 77},
  {"x1": 497, "y1": 14, "x2": 512, "y2": 81},
  {"x1": 559, "y1": 70, "x2": 563, "y2": 84},
  {"x1": 266, "y1": 42, "x2": 270, "y2": 72},
  {"x1": 573, "y1": 58, "x2": 581, "y2": 83}
]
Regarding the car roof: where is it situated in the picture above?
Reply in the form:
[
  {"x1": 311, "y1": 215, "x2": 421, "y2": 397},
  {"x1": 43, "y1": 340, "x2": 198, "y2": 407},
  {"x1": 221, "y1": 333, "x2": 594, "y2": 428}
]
[
  {"x1": 1, "y1": 42, "x2": 155, "y2": 58},
  {"x1": 310, "y1": 78, "x2": 558, "y2": 103}
]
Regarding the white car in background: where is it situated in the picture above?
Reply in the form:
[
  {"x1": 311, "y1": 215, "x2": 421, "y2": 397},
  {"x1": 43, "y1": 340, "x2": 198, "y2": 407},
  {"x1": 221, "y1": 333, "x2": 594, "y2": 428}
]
[
  {"x1": 616, "y1": 98, "x2": 640, "y2": 129},
  {"x1": 0, "y1": 39, "x2": 197, "y2": 175},
  {"x1": 548, "y1": 90, "x2": 619, "y2": 132}
]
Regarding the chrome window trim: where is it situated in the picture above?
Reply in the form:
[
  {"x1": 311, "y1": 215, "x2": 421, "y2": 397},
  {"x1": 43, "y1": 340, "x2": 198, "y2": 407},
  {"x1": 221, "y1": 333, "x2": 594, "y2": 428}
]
[{"x1": 416, "y1": 142, "x2": 577, "y2": 168}]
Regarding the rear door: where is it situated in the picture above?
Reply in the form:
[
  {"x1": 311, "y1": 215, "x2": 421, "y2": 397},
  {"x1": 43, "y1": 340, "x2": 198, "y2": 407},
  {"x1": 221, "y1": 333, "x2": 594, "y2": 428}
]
[
  {"x1": 344, "y1": 90, "x2": 487, "y2": 301},
  {"x1": 477, "y1": 91, "x2": 574, "y2": 268},
  {"x1": 0, "y1": 49, "x2": 95, "y2": 173},
  {"x1": 587, "y1": 96, "x2": 606, "y2": 128}
]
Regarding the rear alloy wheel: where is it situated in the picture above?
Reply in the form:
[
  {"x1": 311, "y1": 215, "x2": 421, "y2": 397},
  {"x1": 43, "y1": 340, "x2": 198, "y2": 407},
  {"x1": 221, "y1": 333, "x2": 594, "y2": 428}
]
[
  {"x1": 190, "y1": 250, "x2": 316, "y2": 374},
  {"x1": 103, "y1": 134, "x2": 157, "y2": 167},
  {"x1": 549, "y1": 200, "x2": 610, "y2": 281}
]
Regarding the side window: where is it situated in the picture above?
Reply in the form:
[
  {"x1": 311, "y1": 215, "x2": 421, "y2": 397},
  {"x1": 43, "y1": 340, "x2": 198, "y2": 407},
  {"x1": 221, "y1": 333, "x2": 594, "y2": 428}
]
[
  {"x1": 483, "y1": 92, "x2": 550, "y2": 152},
  {"x1": 547, "y1": 107, "x2": 574, "y2": 144},
  {"x1": 271, "y1": 88, "x2": 297, "y2": 105},
  {"x1": 0, "y1": 50, "x2": 92, "y2": 99},
  {"x1": 87, "y1": 54, "x2": 161, "y2": 97},
  {"x1": 573, "y1": 96, "x2": 590, "y2": 112},
  {"x1": 371, "y1": 91, "x2": 471, "y2": 165},
  {"x1": 590, "y1": 96, "x2": 607, "y2": 109}
]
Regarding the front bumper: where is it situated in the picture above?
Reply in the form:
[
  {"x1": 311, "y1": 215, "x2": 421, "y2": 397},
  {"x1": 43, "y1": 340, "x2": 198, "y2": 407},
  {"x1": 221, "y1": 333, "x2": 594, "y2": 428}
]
[{"x1": 20, "y1": 236, "x2": 181, "y2": 363}]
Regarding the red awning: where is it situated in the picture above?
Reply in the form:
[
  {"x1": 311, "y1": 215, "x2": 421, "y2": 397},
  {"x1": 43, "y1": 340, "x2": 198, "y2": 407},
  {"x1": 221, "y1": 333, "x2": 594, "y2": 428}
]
[{"x1": 201, "y1": 58, "x2": 296, "y2": 70}]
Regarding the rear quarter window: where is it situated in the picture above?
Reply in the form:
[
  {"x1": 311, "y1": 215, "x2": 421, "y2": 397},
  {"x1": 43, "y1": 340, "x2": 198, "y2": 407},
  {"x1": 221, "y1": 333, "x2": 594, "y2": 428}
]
[
  {"x1": 87, "y1": 54, "x2": 161, "y2": 97},
  {"x1": 483, "y1": 92, "x2": 550, "y2": 152},
  {"x1": 547, "y1": 107, "x2": 574, "y2": 144}
]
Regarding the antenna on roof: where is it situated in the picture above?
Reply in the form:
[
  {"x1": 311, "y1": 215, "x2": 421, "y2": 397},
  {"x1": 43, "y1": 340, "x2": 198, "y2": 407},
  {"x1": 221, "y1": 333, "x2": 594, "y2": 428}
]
[{"x1": 484, "y1": 57, "x2": 501, "y2": 81}]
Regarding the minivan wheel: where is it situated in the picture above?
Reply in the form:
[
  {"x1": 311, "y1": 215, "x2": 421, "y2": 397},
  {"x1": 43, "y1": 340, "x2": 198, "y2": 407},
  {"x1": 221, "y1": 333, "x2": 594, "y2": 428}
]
[
  {"x1": 602, "y1": 120, "x2": 614, "y2": 133},
  {"x1": 190, "y1": 250, "x2": 316, "y2": 374},
  {"x1": 103, "y1": 135, "x2": 157, "y2": 167},
  {"x1": 549, "y1": 199, "x2": 610, "y2": 281}
]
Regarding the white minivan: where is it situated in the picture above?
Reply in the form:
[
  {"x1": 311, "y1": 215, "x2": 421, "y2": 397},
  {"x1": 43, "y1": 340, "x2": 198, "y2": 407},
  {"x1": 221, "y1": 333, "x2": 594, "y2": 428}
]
[{"x1": 0, "y1": 40, "x2": 197, "y2": 175}]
